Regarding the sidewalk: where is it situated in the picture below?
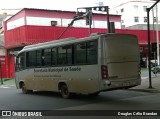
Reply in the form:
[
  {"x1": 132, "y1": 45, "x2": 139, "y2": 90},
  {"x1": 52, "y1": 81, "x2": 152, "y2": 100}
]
[
  {"x1": 0, "y1": 79, "x2": 15, "y2": 86},
  {"x1": 130, "y1": 76, "x2": 160, "y2": 93}
]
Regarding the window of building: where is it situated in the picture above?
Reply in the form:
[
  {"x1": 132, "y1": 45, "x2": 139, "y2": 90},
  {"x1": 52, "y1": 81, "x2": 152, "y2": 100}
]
[
  {"x1": 144, "y1": 17, "x2": 148, "y2": 22},
  {"x1": 143, "y1": 6, "x2": 147, "y2": 12},
  {"x1": 121, "y1": 8, "x2": 124, "y2": 13},
  {"x1": 134, "y1": 5, "x2": 138, "y2": 11},
  {"x1": 154, "y1": 17, "x2": 157, "y2": 22},
  {"x1": 134, "y1": 17, "x2": 139, "y2": 22},
  {"x1": 121, "y1": 20, "x2": 124, "y2": 23}
]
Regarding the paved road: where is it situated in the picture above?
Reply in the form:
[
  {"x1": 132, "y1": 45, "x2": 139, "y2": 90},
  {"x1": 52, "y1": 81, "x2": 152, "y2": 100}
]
[
  {"x1": 0, "y1": 84, "x2": 160, "y2": 119},
  {"x1": 0, "y1": 86, "x2": 160, "y2": 119},
  {"x1": 1, "y1": 69, "x2": 160, "y2": 119},
  {"x1": 0, "y1": 85, "x2": 159, "y2": 110},
  {"x1": 0, "y1": 86, "x2": 103, "y2": 110}
]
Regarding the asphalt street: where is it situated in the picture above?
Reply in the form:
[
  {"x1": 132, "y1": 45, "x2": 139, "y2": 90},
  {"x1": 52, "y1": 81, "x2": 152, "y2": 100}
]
[{"x1": 0, "y1": 68, "x2": 160, "y2": 119}]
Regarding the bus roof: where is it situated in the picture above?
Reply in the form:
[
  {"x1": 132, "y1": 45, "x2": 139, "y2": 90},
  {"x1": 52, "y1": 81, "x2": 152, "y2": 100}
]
[
  {"x1": 18, "y1": 33, "x2": 137, "y2": 54},
  {"x1": 19, "y1": 35, "x2": 100, "y2": 54},
  {"x1": 24, "y1": 37, "x2": 76, "y2": 49}
]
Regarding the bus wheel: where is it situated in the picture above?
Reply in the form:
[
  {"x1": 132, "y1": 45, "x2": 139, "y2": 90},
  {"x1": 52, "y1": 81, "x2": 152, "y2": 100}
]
[
  {"x1": 21, "y1": 83, "x2": 32, "y2": 94},
  {"x1": 60, "y1": 84, "x2": 70, "y2": 99}
]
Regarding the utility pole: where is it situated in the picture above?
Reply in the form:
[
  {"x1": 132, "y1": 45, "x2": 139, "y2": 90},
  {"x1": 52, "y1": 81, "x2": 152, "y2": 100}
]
[
  {"x1": 85, "y1": 8, "x2": 92, "y2": 34},
  {"x1": 106, "y1": 6, "x2": 110, "y2": 33},
  {"x1": 77, "y1": 6, "x2": 111, "y2": 35},
  {"x1": 156, "y1": 4, "x2": 159, "y2": 65},
  {"x1": 147, "y1": 0, "x2": 160, "y2": 88}
]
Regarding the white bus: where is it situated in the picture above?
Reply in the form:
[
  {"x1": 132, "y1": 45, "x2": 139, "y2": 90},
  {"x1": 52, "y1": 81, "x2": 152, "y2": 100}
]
[{"x1": 15, "y1": 33, "x2": 141, "y2": 98}]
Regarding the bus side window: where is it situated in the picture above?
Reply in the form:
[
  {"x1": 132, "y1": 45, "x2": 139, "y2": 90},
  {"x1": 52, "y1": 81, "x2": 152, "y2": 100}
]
[
  {"x1": 36, "y1": 50, "x2": 42, "y2": 67},
  {"x1": 16, "y1": 53, "x2": 25, "y2": 71},
  {"x1": 43, "y1": 49, "x2": 51, "y2": 66},
  {"x1": 65, "y1": 45, "x2": 73, "y2": 65},
  {"x1": 75, "y1": 40, "x2": 98, "y2": 65},
  {"x1": 26, "y1": 50, "x2": 42, "y2": 68},
  {"x1": 57, "y1": 45, "x2": 73, "y2": 65},
  {"x1": 57, "y1": 46, "x2": 66, "y2": 65},
  {"x1": 15, "y1": 56, "x2": 20, "y2": 71},
  {"x1": 28, "y1": 51, "x2": 36, "y2": 67},
  {"x1": 75, "y1": 42, "x2": 87, "y2": 64},
  {"x1": 51, "y1": 48, "x2": 57, "y2": 66},
  {"x1": 86, "y1": 40, "x2": 98, "y2": 64},
  {"x1": 26, "y1": 52, "x2": 29, "y2": 67}
]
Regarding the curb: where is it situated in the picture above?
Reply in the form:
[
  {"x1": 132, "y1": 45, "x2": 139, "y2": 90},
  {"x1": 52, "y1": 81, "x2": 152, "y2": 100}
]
[
  {"x1": 2, "y1": 78, "x2": 13, "y2": 82},
  {"x1": 128, "y1": 88, "x2": 160, "y2": 93},
  {"x1": 0, "y1": 79, "x2": 15, "y2": 87},
  {"x1": 130, "y1": 76, "x2": 160, "y2": 93}
]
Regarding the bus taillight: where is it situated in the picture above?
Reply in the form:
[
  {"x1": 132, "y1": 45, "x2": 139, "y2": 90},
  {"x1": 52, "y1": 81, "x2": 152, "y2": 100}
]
[{"x1": 101, "y1": 65, "x2": 108, "y2": 80}]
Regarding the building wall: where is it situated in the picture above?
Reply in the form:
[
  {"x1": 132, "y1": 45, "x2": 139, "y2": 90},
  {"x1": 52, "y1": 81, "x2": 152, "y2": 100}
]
[
  {"x1": 5, "y1": 24, "x2": 158, "y2": 48},
  {"x1": 0, "y1": 54, "x2": 7, "y2": 78},
  {"x1": 112, "y1": 1, "x2": 160, "y2": 28},
  {"x1": 4, "y1": 8, "x2": 122, "y2": 49},
  {"x1": 6, "y1": 8, "x2": 122, "y2": 30}
]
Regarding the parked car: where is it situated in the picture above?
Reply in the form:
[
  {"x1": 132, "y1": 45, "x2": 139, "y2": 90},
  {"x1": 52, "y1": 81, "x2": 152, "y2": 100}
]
[{"x1": 151, "y1": 65, "x2": 160, "y2": 74}]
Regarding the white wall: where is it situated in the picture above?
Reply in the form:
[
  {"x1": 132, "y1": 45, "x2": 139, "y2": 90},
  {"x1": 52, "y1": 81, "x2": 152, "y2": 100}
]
[
  {"x1": 0, "y1": 49, "x2": 5, "y2": 56},
  {"x1": 7, "y1": 17, "x2": 25, "y2": 30},
  {"x1": 112, "y1": 1, "x2": 160, "y2": 28},
  {"x1": 6, "y1": 16, "x2": 122, "y2": 30}
]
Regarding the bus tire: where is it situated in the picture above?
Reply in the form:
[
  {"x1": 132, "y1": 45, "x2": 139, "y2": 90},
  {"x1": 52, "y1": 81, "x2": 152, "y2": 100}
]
[
  {"x1": 60, "y1": 84, "x2": 70, "y2": 99},
  {"x1": 21, "y1": 83, "x2": 33, "y2": 94}
]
